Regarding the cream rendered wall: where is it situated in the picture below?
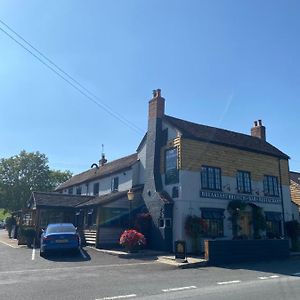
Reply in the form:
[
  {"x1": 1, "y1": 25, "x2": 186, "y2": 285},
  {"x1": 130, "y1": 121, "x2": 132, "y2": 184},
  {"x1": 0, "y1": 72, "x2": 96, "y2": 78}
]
[
  {"x1": 62, "y1": 169, "x2": 133, "y2": 196},
  {"x1": 163, "y1": 169, "x2": 290, "y2": 252}
]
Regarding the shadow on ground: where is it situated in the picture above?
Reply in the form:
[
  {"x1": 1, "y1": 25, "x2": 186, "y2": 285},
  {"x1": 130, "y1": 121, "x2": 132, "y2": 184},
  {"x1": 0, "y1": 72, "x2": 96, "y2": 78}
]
[
  {"x1": 40, "y1": 248, "x2": 91, "y2": 262},
  {"x1": 209, "y1": 256, "x2": 300, "y2": 277}
]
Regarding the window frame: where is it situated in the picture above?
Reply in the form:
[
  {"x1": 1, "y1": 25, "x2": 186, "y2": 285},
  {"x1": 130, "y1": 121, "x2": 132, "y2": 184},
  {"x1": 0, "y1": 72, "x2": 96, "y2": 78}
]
[
  {"x1": 76, "y1": 186, "x2": 82, "y2": 195},
  {"x1": 93, "y1": 182, "x2": 99, "y2": 195},
  {"x1": 200, "y1": 165, "x2": 222, "y2": 191},
  {"x1": 164, "y1": 147, "x2": 179, "y2": 185},
  {"x1": 236, "y1": 170, "x2": 252, "y2": 194},
  {"x1": 263, "y1": 175, "x2": 279, "y2": 197},
  {"x1": 111, "y1": 177, "x2": 119, "y2": 192}
]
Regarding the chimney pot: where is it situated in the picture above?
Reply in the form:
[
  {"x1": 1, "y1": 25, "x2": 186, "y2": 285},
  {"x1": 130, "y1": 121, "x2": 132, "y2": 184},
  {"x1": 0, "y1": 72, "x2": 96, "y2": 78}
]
[
  {"x1": 148, "y1": 88, "x2": 165, "y2": 119},
  {"x1": 251, "y1": 119, "x2": 266, "y2": 141}
]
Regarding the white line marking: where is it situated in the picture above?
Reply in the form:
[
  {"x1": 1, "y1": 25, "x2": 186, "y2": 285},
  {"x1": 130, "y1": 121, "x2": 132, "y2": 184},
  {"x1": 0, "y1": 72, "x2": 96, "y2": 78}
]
[
  {"x1": 217, "y1": 280, "x2": 241, "y2": 285},
  {"x1": 95, "y1": 294, "x2": 136, "y2": 300},
  {"x1": 0, "y1": 240, "x2": 19, "y2": 249},
  {"x1": 79, "y1": 248, "x2": 87, "y2": 259},
  {"x1": 162, "y1": 286, "x2": 197, "y2": 292},
  {"x1": 31, "y1": 248, "x2": 36, "y2": 260},
  {"x1": 258, "y1": 275, "x2": 279, "y2": 280}
]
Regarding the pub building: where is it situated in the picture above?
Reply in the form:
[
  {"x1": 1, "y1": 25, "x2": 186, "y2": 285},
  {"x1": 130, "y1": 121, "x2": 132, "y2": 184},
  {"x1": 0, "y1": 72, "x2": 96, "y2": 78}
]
[{"x1": 25, "y1": 89, "x2": 298, "y2": 253}]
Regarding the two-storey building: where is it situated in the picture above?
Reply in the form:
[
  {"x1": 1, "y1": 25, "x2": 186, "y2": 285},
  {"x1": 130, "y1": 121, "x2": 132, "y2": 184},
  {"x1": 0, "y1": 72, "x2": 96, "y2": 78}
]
[
  {"x1": 138, "y1": 89, "x2": 295, "y2": 252},
  {"x1": 26, "y1": 89, "x2": 296, "y2": 253}
]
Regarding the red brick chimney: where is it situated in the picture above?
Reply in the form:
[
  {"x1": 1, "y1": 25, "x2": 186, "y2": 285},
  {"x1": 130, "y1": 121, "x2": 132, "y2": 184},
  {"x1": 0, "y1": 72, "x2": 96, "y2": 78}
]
[
  {"x1": 148, "y1": 89, "x2": 165, "y2": 120},
  {"x1": 251, "y1": 120, "x2": 266, "y2": 141}
]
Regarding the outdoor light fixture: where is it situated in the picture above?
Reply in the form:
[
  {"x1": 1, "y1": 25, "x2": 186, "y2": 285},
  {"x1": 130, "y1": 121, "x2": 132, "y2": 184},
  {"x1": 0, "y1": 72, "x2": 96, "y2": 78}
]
[
  {"x1": 127, "y1": 189, "x2": 134, "y2": 228},
  {"x1": 127, "y1": 189, "x2": 134, "y2": 201}
]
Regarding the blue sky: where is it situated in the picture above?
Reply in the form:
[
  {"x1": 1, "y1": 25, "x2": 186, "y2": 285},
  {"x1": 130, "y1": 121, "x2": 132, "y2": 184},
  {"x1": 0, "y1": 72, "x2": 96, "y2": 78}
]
[{"x1": 0, "y1": 0, "x2": 299, "y2": 174}]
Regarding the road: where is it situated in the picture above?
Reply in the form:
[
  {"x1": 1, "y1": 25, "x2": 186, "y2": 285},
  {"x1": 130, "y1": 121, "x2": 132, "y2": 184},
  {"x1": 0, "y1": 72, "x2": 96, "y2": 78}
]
[{"x1": 1, "y1": 229, "x2": 300, "y2": 299}]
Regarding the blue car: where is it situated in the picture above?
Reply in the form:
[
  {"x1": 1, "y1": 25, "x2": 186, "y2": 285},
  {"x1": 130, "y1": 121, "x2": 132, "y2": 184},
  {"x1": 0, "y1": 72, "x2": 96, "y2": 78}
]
[{"x1": 40, "y1": 223, "x2": 81, "y2": 257}]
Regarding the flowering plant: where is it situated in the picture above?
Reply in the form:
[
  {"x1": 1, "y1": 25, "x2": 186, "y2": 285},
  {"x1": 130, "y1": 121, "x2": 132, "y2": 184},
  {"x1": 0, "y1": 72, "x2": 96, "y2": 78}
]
[{"x1": 119, "y1": 229, "x2": 146, "y2": 251}]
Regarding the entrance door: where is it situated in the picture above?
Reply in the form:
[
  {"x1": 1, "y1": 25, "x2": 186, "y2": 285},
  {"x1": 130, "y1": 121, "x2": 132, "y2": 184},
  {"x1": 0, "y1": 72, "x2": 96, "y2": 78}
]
[{"x1": 239, "y1": 212, "x2": 252, "y2": 237}]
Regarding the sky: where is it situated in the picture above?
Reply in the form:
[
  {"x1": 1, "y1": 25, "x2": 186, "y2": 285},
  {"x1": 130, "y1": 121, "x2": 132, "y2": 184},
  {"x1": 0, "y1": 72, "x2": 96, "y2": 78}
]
[{"x1": 0, "y1": 0, "x2": 299, "y2": 175}]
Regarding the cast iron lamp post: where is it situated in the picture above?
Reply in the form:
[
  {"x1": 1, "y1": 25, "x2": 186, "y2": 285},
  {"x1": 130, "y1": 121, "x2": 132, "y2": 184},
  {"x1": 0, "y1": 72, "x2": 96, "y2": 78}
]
[{"x1": 127, "y1": 189, "x2": 134, "y2": 228}]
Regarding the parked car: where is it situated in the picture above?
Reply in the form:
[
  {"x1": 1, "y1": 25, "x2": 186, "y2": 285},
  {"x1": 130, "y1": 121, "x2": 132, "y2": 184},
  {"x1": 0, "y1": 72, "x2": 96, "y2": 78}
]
[{"x1": 40, "y1": 223, "x2": 81, "y2": 257}]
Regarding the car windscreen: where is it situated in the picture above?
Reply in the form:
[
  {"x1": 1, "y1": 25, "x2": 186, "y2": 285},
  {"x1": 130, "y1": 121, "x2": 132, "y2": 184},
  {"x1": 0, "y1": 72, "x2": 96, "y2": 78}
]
[{"x1": 46, "y1": 225, "x2": 76, "y2": 234}]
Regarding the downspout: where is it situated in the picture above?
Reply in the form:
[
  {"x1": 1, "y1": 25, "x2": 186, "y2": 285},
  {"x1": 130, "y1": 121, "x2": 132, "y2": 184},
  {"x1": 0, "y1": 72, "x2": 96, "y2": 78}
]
[{"x1": 278, "y1": 158, "x2": 286, "y2": 236}]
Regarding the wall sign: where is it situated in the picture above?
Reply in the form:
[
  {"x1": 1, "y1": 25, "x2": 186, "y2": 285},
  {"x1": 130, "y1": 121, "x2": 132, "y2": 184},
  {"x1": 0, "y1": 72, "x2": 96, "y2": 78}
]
[{"x1": 199, "y1": 190, "x2": 281, "y2": 205}]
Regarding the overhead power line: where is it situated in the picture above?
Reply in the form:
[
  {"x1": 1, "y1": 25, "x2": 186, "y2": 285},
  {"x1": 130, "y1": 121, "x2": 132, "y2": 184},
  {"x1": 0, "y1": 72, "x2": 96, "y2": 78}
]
[{"x1": 0, "y1": 19, "x2": 144, "y2": 135}]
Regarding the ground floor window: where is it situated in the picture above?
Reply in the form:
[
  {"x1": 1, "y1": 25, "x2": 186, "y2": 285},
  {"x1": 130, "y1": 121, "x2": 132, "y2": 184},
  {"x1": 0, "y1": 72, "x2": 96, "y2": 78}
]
[
  {"x1": 40, "y1": 210, "x2": 64, "y2": 228},
  {"x1": 201, "y1": 208, "x2": 224, "y2": 238},
  {"x1": 265, "y1": 212, "x2": 282, "y2": 238}
]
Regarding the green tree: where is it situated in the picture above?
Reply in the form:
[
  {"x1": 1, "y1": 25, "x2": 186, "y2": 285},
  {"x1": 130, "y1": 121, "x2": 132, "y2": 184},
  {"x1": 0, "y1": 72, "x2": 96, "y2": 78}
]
[
  {"x1": 48, "y1": 169, "x2": 72, "y2": 190},
  {"x1": 0, "y1": 150, "x2": 72, "y2": 212}
]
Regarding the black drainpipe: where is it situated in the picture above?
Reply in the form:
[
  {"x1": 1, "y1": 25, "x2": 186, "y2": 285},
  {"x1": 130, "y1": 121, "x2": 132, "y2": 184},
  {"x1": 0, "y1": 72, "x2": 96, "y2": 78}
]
[{"x1": 278, "y1": 158, "x2": 286, "y2": 236}]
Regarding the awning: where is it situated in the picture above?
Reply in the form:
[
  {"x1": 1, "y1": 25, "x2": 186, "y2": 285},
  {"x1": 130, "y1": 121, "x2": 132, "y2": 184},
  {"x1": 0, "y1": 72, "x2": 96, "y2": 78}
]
[
  {"x1": 265, "y1": 212, "x2": 282, "y2": 221},
  {"x1": 201, "y1": 208, "x2": 224, "y2": 219}
]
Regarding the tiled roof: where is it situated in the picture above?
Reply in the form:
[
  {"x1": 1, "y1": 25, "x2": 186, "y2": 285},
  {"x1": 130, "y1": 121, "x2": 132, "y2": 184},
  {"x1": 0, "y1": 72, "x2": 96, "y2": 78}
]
[
  {"x1": 164, "y1": 115, "x2": 289, "y2": 159},
  {"x1": 290, "y1": 172, "x2": 300, "y2": 207},
  {"x1": 290, "y1": 171, "x2": 300, "y2": 185},
  {"x1": 76, "y1": 185, "x2": 144, "y2": 207},
  {"x1": 30, "y1": 192, "x2": 93, "y2": 208},
  {"x1": 76, "y1": 190, "x2": 128, "y2": 207},
  {"x1": 55, "y1": 153, "x2": 138, "y2": 191}
]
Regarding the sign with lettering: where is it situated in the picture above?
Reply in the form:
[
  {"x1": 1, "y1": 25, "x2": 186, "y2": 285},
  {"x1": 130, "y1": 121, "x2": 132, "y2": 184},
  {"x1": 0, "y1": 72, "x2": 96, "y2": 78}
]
[
  {"x1": 175, "y1": 240, "x2": 186, "y2": 260},
  {"x1": 199, "y1": 190, "x2": 281, "y2": 205}
]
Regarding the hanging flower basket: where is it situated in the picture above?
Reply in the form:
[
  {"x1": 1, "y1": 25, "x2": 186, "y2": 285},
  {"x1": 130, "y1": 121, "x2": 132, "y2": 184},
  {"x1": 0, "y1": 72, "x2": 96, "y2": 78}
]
[{"x1": 119, "y1": 229, "x2": 146, "y2": 253}]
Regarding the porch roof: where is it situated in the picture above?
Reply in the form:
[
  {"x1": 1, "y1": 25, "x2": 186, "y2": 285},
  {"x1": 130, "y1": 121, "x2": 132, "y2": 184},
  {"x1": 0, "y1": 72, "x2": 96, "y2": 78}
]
[
  {"x1": 29, "y1": 192, "x2": 93, "y2": 209},
  {"x1": 76, "y1": 190, "x2": 129, "y2": 208}
]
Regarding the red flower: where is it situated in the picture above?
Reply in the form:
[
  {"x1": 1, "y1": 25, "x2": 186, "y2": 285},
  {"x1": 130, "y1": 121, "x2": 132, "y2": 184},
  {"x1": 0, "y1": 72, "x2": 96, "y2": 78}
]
[{"x1": 119, "y1": 229, "x2": 146, "y2": 249}]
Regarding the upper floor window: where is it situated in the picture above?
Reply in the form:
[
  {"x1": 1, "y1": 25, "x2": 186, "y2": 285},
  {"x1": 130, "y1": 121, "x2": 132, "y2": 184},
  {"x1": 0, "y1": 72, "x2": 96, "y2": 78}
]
[
  {"x1": 165, "y1": 148, "x2": 179, "y2": 185},
  {"x1": 111, "y1": 177, "x2": 119, "y2": 192},
  {"x1": 76, "y1": 186, "x2": 82, "y2": 195},
  {"x1": 201, "y1": 166, "x2": 221, "y2": 191},
  {"x1": 68, "y1": 188, "x2": 73, "y2": 195},
  {"x1": 236, "y1": 171, "x2": 252, "y2": 194},
  {"x1": 93, "y1": 183, "x2": 99, "y2": 195},
  {"x1": 263, "y1": 175, "x2": 279, "y2": 197}
]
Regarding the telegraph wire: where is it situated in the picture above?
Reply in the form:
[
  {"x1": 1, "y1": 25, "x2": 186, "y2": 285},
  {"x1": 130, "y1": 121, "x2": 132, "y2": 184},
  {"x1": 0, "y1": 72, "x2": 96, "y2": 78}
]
[{"x1": 0, "y1": 19, "x2": 144, "y2": 135}]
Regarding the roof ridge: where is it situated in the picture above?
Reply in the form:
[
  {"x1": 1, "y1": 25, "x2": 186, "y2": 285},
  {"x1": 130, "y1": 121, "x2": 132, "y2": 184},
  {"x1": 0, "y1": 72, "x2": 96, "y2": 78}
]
[
  {"x1": 163, "y1": 114, "x2": 289, "y2": 159},
  {"x1": 165, "y1": 114, "x2": 257, "y2": 139}
]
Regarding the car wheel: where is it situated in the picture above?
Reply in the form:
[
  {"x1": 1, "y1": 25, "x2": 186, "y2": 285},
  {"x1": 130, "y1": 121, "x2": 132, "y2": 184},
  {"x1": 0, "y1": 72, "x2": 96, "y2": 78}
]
[{"x1": 40, "y1": 250, "x2": 46, "y2": 258}]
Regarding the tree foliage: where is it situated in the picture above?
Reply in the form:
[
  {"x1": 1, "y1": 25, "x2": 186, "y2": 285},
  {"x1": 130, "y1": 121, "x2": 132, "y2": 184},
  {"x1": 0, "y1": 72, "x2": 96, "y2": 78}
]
[{"x1": 0, "y1": 150, "x2": 72, "y2": 212}]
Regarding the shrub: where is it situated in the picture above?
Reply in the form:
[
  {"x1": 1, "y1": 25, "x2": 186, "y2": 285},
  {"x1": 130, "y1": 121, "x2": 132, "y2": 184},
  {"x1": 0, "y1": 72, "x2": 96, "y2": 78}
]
[
  {"x1": 119, "y1": 229, "x2": 146, "y2": 251},
  {"x1": 20, "y1": 227, "x2": 36, "y2": 248}
]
